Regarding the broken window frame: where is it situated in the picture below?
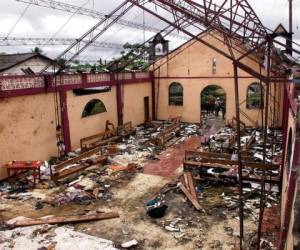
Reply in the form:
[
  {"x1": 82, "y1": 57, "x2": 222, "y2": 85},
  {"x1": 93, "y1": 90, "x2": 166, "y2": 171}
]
[
  {"x1": 169, "y1": 82, "x2": 183, "y2": 106},
  {"x1": 246, "y1": 82, "x2": 264, "y2": 110},
  {"x1": 82, "y1": 99, "x2": 107, "y2": 118}
]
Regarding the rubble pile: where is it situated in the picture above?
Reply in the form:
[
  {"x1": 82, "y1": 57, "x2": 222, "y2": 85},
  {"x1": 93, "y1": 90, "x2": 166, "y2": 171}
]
[
  {"x1": 0, "y1": 224, "x2": 118, "y2": 250},
  {"x1": 203, "y1": 126, "x2": 235, "y2": 153},
  {"x1": 0, "y1": 122, "x2": 202, "y2": 208}
]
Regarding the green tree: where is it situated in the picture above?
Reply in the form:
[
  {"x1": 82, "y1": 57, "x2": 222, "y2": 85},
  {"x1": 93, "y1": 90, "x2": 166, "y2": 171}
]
[
  {"x1": 110, "y1": 42, "x2": 149, "y2": 71},
  {"x1": 31, "y1": 47, "x2": 44, "y2": 55}
]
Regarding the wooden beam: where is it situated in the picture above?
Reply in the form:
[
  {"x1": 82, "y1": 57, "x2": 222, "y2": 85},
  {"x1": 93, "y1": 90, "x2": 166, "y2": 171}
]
[
  {"x1": 178, "y1": 182, "x2": 203, "y2": 211},
  {"x1": 185, "y1": 151, "x2": 253, "y2": 162},
  {"x1": 185, "y1": 172, "x2": 197, "y2": 200},
  {"x1": 9, "y1": 212, "x2": 119, "y2": 227},
  {"x1": 184, "y1": 157, "x2": 280, "y2": 170},
  {"x1": 53, "y1": 155, "x2": 107, "y2": 182},
  {"x1": 55, "y1": 147, "x2": 101, "y2": 171},
  {"x1": 183, "y1": 173, "x2": 190, "y2": 192}
]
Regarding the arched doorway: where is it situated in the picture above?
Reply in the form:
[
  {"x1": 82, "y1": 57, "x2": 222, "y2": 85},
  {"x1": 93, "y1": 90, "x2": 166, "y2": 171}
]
[{"x1": 200, "y1": 85, "x2": 226, "y2": 122}]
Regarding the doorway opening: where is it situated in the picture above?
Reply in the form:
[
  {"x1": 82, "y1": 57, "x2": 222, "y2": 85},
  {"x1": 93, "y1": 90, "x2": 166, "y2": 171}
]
[
  {"x1": 200, "y1": 85, "x2": 226, "y2": 125},
  {"x1": 144, "y1": 96, "x2": 150, "y2": 123}
]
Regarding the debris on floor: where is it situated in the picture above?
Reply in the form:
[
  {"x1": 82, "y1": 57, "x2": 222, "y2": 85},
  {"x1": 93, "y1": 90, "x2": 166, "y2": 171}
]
[
  {"x1": 5, "y1": 210, "x2": 119, "y2": 227},
  {"x1": 0, "y1": 225, "x2": 118, "y2": 250},
  {"x1": 0, "y1": 120, "x2": 282, "y2": 249}
]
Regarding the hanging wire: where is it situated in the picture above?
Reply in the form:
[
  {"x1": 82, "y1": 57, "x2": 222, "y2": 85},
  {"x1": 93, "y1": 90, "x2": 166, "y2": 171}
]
[{"x1": 5, "y1": 3, "x2": 31, "y2": 39}]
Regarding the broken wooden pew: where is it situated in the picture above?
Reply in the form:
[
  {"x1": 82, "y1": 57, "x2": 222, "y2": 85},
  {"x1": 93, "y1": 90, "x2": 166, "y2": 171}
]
[
  {"x1": 184, "y1": 157, "x2": 280, "y2": 171},
  {"x1": 168, "y1": 116, "x2": 181, "y2": 124},
  {"x1": 151, "y1": 122, "x2": 181, "y2": 147},
  {"x1": 117, "y1": 121, "x2": 135, "y2": 137},
  {"x1": 183, "y1": 150, "x2": 281, "y2": 184},
  {"x1": 185, "y1": 151, "x2": 254, "y2": 162},
  {"x1": 80, "y1": 128, "x2": 120, "y2": 152},
  {"x1": 80, "y1": 121, "x2": 135, "y2": 152},
  {"x1": 184, "y1": 150, "x2": 280, "y2": 170},
  {"x1": 51, "y1": 147, "x2": 107, "y2": 183},
  {"x1": 8, "y1": 211, "x2": 119, "y2": 227}
]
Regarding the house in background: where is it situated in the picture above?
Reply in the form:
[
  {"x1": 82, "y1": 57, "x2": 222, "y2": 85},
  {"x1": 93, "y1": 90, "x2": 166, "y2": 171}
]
[{"x1": 0, "y1": 52, "x2": 55, "y2": 75}]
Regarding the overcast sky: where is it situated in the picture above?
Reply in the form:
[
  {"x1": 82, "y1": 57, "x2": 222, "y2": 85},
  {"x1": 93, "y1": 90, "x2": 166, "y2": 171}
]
[{"x1": 0, "y1": 0, "x2": 299, "y2": 62}]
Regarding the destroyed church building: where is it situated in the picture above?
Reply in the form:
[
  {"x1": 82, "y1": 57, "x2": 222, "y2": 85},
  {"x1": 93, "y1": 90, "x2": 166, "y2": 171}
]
[{"x1": 0, "y1": 1, "x2": 299, "y2": 250}]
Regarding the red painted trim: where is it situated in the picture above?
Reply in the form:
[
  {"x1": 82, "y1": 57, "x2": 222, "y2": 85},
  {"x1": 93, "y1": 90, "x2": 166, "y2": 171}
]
[
  {"x1": 59, "y1": 90, "x2": 71, "y2": 153},
  {"x1": 0, "y1": 73, "x2": 151, "y2": 99},
  {"x1": 59, "y1": 81, "x2": 113, "y2": 91}
]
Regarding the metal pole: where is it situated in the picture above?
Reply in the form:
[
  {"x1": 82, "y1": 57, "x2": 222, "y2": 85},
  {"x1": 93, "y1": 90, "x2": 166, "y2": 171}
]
[
  {"x1": 257, "y1": 38, "x2": 272, "y2": 249},
  {"x1": 233, "y1": 63, "x2": 244, "y2": 249},
  {"x1": 287, "y1": 0, "x2": 293, "y2": 55},
  {"x1": 289, "y1": 0, "x2": 293, "y2": 37}
]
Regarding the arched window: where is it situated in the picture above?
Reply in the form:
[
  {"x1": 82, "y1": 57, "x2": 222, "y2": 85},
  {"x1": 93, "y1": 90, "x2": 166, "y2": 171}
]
[
  {"x1": 169, "y1": 82, "x2": 183, "y2": 106},
  {"x1": 155, "y1": 43, "x2": 163, "y2": 55},
  {"x1": 246, "y1": 82, "x2": 263, "y2": 109},
  {"x1": 82, "y1": 99, "x2": 107, "y2": 118}
]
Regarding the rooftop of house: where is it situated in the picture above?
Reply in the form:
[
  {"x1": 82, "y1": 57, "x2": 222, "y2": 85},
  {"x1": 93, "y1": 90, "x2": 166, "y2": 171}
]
[{"x1": 0, "y1": 52, "x2": 54, "y2": 73}]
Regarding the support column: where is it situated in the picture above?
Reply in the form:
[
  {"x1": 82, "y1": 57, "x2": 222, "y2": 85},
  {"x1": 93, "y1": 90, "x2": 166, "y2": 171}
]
[
  {"x1": 233, "y1": 63, "x2": 244, "y2": 249},
  {"x1": 114, "y1": 73, "x2": 123, "y2": 125},
  {"x1": 150, "y1": 70, "x2": 156, "y2": 120},
  {"x1": 59, "y1": 90, "x2": 71, "y2": 152},
  {"x1": 257, "y1": 38, "x2": 272, "y2": 249}
]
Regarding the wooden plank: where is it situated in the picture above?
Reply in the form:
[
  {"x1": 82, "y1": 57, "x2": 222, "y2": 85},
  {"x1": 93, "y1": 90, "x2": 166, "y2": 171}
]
[
  {"x1": 185, "y1": 151, "x2": 253, "y2": 162},
  {"x1": 193, "y1": 171, "x2": 280, "y2": 184},
  {"x1": 10, "y1": 212, "x2": 119, "y2": 227},
  {"x1": 168, "y1": 116, "x2": 181, "y2": 123},
  {"x1": 55, "y1": 147, "x2": 101, "y2": 171},
  {"x1": 185, "y1": 172, "x2": 197, "y2": 200},
  {"x1": 184, "y1": 156, "x2": 279, "y2": 170},
  {"x1": 54, "y1": 156, "x2": 107, "y2": 181},
  {"x1": 90, "y1": 136, "x2": 120, "y2": 147},
  {"x1": 184, "y1": 160, "x2": 234, "y2": 170},
  {"x1": 246, "y1": 131, "x2": 256, "y2": 148},
  {"x1": 155, "y1": 122, "x2": 181, "y2": 146},
  {"x1": 183, "y1": 173, "x2": 190, "y2": 192},
  {"x1": 178, "y1": 182, "x2": 203, "y2": 211}
]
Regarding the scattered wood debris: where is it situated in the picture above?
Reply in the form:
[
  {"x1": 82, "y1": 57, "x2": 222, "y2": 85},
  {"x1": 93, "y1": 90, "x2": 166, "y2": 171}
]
[{"x1": 6, "y1": 211, "x2": 119, "y2": 227}]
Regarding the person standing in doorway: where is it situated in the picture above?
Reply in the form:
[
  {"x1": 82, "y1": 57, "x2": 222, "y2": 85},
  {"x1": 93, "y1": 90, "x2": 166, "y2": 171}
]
[
  {"x1": 215, "y1": 98, "x2": 221, "y2": 117},
  {"x1": 221, "y1": 99, "x2": 226, "y2": 119},
  {"x1": 208, "y1": 95, "x2": 215, "y2": 115}
]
